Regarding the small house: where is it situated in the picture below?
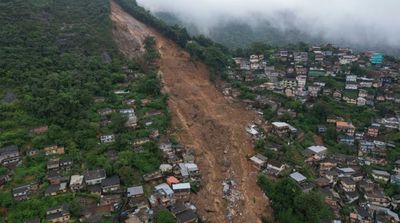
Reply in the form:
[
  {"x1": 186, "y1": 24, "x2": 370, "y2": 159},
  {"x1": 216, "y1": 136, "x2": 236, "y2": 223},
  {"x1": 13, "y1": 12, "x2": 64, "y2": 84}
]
[
  {"x1": 271, "y1": 122, "x2": 297, "y2": 137},
  {"x1": 357, "y1": 97, "x2": 366, "y2": 106},
  {"x1": 127, "y1": 185, "x2": 148, "y2": 209},
  {"x1": 172, "y1": 183, "x2": 191, "y2": 201},
  {"x1": 70, "y1": 175, "x2": 84, "y2": 191},
  {"x1": 153, "y1": 183, "x2": 175, "y2": 206},
  {"x1": 46, "y1": 205, "x2": 70, "y2": 223},
  {"x1": 45, "y1": 183, "x2": 67, "y2": 196},
  {"x1": 101, "y1": 176, "x2": 120, "y2": 193},
  {"x1": 127, "y1": 186, "x2": 144, "y2": 198},
  {"x1": 340, "y1": 178, "x2": 356, "y2": 192},
  {"x1": 100, "y1": 194, "x2": 121, "y2": 212},
  {"x1": 0, "y1": 145, "x2": 20, "y2": 166},
  {"x1": 44, "y1": 146, "x2": 65, "y2": 156},
  {"x1": 338, "y1": 135, "x2": 355, "y2": 146},
  {"x1": 364, "y1": 189, "x2": 390, "y2": 207},
  {"x1": 12, "y1": 184, "x2": 30, "y2": 200},
  {"x1": 249, "y1": 154, "x2": 268, "y2": 170},
  {"x1": 317, "y1": 125, "x2": 327, "y2": 134},
  {"x1": 100, "y1": 134, "x2": 115, "y2": 144},
  {"x1": 337, "y1": 167, "x2": 355, "y2": 177},
  {"x1": 47, "y1": 170, "x2": 68, "y2": 185},
  {"x1": 304, "y1": 145, "x2": 328, "y2": 159},
  {"x1": 290, "y1": 172, "x2": 307, "y2": 184},
  {"x1": 350, "y1": 207, "x2": 371, "y2": 223},
  {"x1": 336, "y1": 121, "x2": 355, "y2": 136},
  {"x1": 47, "y1": 159, "x2": 60, "y2": 171},
  {"x1": 59, "y1": 159, "x2": 73, "y2": 170},
  {"x1": 367, "y1": 125, "x2": 380, "y2": 138},
  {"x1": 264, "y1": 160, "x2": 286, "y2": 176},
  {"x1": 371, "y1": 170, "x2": 390, "y2": 183},
  {"x1": 84, "y1": 169, "x2": 106, "y2": 185}
]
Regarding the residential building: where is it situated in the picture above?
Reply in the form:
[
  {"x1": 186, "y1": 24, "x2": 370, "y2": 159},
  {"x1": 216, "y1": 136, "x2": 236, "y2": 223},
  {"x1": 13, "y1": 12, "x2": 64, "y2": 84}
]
[
  {"x1": 249, "y1": 154, "x2": 268, "y2": 170},
  {"x1": 293, "y1": 52, "x2": 308, "y2": 63},
  {"x1": 370, "y1": 53, "x2": 383, "y2": 64},
  {"x1": 101, "y1": 176, "x2": 120, "y2": 193},
  {"x1": 336, "y1": 121, "x2": 355, "y2": 136},
  {"x1": 69, "y1": 175, "x2": 84, "y2": 191},
  {"x1": 304, "y1": 145, "x2": 328, "y2": 159},
  {"x1": 271, "y1": 122, "x2": 298, "y2": 137},
  {"x1": 364, "y1": 189, "x2": 390, "y2": 207},
  {"x1": 367, "y1": 125, "x2": 380, "y2": 138},
  {"x1": 100, "y1": 134, "x2": 115, "y2": 144},
  {"x1": 84, "y1": 169, "x2": 106, "y2": 185},
  {"x1": 46, "y1": 205, "x2": 70, "y2": 223},
  {"x1": 350, "y1": 207, "x2": 371, "y2": 223},
  {"x1": 346, "y1": 75, "x2": 358, "y2": 82},
  {"x1": 290, "y1": 172, "x2": 307, "y2": 184},
  {"x1": 0, "y1": 145, "x2": 20, "y2": 165},
  {"x1": 127, "y1": 186, "x2": 144, "y2": 198},
  {"x1": 172, "y1": 183, "x2": 191, "y2": 201},
  {"x1": 152, "y1": 183, "x2": 175, "y2": 207},
  {"x1": 12, "y1": 184, "x2": 30, "y2": 200},
  {"x1": 340, "y1": 177, "x2": 356, "y2": 192},
  {"x1": 45, "y1": 183, "x2": 67, "y2": 196},
  {"x1": 371, "y1": 170, "x2": 390, "y2": 183},
  {"x1": 264, "y1": 159, "x2": 286, "y2": 176},
  {"x1": 338, "y1": 135, "x2": 355, "y2": 145},
  {"x1": 44, "y1": 146, "x2": 65, "y2": 156}
]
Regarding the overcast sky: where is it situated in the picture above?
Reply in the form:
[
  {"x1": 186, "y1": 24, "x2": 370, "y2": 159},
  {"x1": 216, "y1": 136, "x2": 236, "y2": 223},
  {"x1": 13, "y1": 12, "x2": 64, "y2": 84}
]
[{"x1": 137, "y1": 0, "x2": 400, "y2": 48}]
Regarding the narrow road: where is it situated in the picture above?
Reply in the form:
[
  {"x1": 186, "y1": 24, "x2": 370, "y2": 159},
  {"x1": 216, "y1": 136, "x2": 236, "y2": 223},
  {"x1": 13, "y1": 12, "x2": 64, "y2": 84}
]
[{"x1": 111, "y1": 2, "x2": 272, "y2": 222}]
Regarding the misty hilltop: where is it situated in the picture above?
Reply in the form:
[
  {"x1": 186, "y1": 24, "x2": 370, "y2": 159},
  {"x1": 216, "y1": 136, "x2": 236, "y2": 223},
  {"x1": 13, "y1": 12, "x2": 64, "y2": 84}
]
[{"x1": 138, "y1": 0, "x2": 400, "y2": 55}]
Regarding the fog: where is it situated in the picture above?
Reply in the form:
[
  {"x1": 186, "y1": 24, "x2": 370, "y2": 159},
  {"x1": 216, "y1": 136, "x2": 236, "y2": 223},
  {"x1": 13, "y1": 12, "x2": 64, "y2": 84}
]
[{"x1": 137, "y1": 0, "x2": 400, "y2": 50}]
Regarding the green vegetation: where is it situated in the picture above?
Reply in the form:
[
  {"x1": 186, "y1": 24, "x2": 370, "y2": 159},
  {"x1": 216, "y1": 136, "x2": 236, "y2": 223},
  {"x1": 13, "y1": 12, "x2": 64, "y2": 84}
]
[
  {"x1": 154, "y1": 209, "x2": 176, "y2": 223},
  {"x1": 258, "y1": 176, "x2": 330, "y2": 223},
  {"x1": 0, "y1": 0, "x2": 168, "y2": 222}
]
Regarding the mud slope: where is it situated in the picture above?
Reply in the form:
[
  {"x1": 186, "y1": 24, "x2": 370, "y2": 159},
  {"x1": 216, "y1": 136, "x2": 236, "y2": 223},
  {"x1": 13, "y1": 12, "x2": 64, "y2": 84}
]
[{"x1": 111, "y1": 1, "x2": 272, "y2": 222}]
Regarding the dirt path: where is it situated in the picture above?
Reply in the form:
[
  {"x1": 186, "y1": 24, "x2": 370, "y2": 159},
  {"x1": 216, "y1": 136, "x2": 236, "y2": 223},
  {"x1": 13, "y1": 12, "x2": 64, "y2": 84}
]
[{"x1": 111, "y1": 2, "x2": 272, "y2": 222}]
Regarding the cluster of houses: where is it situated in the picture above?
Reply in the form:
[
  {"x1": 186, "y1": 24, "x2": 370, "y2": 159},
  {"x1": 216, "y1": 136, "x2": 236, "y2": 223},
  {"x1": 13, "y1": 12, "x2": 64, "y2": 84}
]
[
  {"x1": 324, "y1": 116, "x2": 398, "y2": 168},
  {"x1": 247, "y1": 115, "x2": 400, "y2": 222},
  {"x1": 122, "y1": 141, "x2": 201, "y2": 223},
  {"x1": 230, "y1": 45, "x2": 400, "y2": 107},
  {"x1": 250, "y1": 140, "x2": 400, "y2": 222},
  {"x1": 0, "y1": 65, "x2": 202, "y2": 223},
  {"x1": 232, "y1": 45, "x2": 400, "y2": 222}
]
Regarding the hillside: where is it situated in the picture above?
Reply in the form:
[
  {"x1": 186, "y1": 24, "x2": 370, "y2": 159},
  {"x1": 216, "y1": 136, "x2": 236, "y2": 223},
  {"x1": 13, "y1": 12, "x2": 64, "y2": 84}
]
[
  {"x1": 0, "y1": 0, "x2": 169, "y2": 222},
  {"x1": 111, "y1": 1, "x2": 272, "y2": 222}
]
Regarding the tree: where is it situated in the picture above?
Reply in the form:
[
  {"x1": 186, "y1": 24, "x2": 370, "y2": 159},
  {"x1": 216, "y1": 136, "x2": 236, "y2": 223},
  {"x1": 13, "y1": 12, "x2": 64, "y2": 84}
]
[
  {"x1": 257, "y1": 176, "x2": 330, "y2": 223},
  {"x1": 294, "y1": 192, "x2": 330, "y2": 223},
  {"x1": 110, "y1": 113, "x2": 128, "y2": 133},
  {"x1": 154, "y1": 210, "x2": 175, "y2": 223},
  {"x1": 137, "y1": 74, "x2": 161, "y2": 96},
  {"x1": 144, "y1": 36, "x2": 160, "y2": 63}
]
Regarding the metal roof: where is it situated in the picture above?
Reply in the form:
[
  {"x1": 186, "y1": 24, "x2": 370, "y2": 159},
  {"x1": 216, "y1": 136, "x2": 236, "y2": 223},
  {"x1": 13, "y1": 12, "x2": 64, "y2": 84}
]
[
  {"x1": 127, "y1": 186, "x2": 144, "y2": 197},
  {"x1": 290, "y1": 172, "x2": 307, "y2": 183},
  {"x1": 172, "y1": 183, "x2": 191, "y2": 190}
]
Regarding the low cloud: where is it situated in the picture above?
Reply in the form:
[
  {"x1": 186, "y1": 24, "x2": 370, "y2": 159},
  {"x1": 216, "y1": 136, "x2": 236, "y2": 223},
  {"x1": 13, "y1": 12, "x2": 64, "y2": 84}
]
[{"x1": 137, "y1": 0, "x2": 400, "y2": 49}]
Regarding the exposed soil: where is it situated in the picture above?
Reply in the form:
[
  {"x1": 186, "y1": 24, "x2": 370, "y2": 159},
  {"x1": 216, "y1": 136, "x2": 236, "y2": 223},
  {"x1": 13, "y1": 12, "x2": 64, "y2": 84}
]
[
  {"x1": 111, "y1": 2, "x2": 272, "y2": 222},
  {"x1": 314, "y1": 135, "x2": 324, "y2": 145}
]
